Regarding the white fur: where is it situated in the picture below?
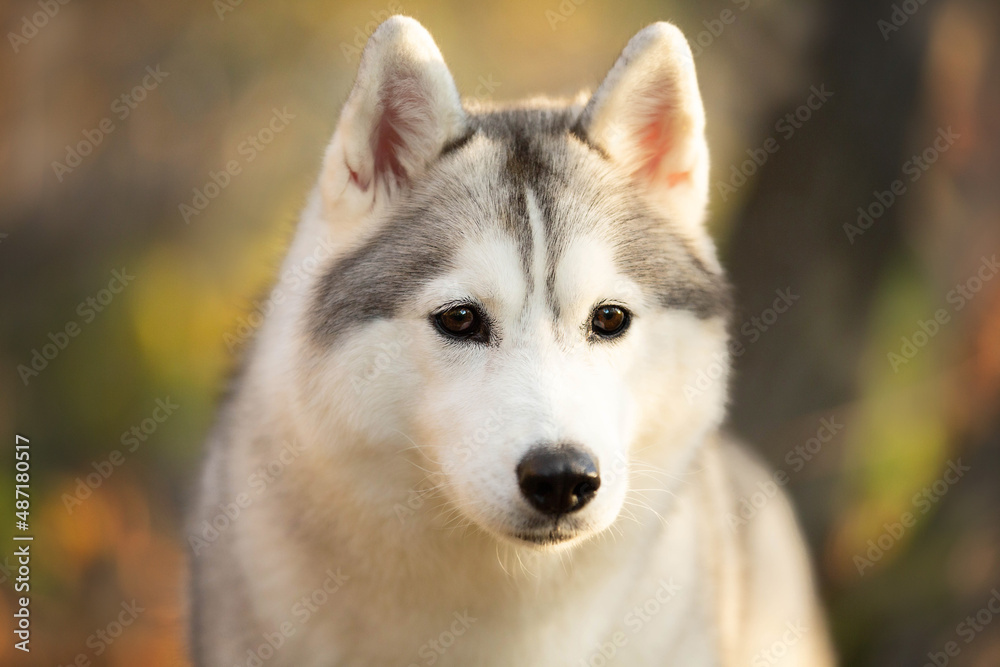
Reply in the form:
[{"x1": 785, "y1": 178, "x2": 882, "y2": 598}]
[{"x1": 192, "y1": 17, "x2": 835, "y2": 667}]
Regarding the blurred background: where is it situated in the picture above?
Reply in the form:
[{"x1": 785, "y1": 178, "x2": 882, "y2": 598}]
[{"x1": 1, "y1": 0, "x2": 998, "y2": 664}]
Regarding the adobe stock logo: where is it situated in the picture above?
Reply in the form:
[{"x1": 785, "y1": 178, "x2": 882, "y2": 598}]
[
  {"x1": 340, "y1": 3, "x2": 405, "y2": 62},
  {"x1": 51, "y1": 66, "x2": 169, "y2": 182},
  {"x1": 214, "y1": 0, "x2": 244, "y2": 21},
  {"x1": 687, "y1": 0, "x2": 755, "y2": 59},
  {"x1": 7, "y1": 0, "x2": 72, "y2": 54},
  {"x1": 887, "y1": 254, "x2": 999, "y2": 373},
  {"x1": 62, "y1": 398, "x2": 180, "y2": 514},
  {"x1": 544, "y1": 0, "x2": 589, "y2": 31},
  {"x1": 715, "y1": 85, "x2": 833, "y2": 202},
  {"x1": 878, "y1": 0, "x2": 931, "y2": 41},
  {"x1": 922, "y1": 589, "x2": 1000, "y2": 667},
  {"x1": 577, "y1": 579, "x2": 681, "y2": 667},
  {"x1": 844, "y1": 126, "x2": 959, "y2": 244},
  {"x1": 854, "y1": 459, "x2": 970, "y2": 576},
  {"x1": 726, "y1": 416, "x2": 844, "y2": 530},
  {"x1": 179, "y1": 107, "x2": 295, "y2": 223},
  {"x1": 17, "y1": 268, "x2": 136, "y2": 385},
  {"x1": 406, "y1": 611, "x2": 478, "y2": 667},
  {"x1": 684, "y1": 288, "x2": 799, "y2": 403}
]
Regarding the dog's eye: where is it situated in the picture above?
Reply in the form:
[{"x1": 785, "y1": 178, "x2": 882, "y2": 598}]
[
  {"x1": 434, "y1": 305, "x2": 488, "y2": 342},
  {"x1": 591, "y1": 305, "x2": 630, "y2": 338}
]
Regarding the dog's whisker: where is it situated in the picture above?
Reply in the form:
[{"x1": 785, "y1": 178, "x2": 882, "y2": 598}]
[
  {"x1": 623, "y1": 499, "x2": 670, "y2": 527},
  {"x1": 495, "y1": 542, "x2": 514, "y2": 578}
]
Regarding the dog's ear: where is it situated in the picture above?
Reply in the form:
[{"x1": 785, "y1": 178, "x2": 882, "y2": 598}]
[
  {"x1": 576, "y1": 23, "x2": 709, "y2": 234},
  {"x1": 320, "y1": 16, "x2": 466, "y2": 226}
]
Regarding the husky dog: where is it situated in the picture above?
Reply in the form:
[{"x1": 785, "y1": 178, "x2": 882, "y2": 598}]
[{"x1": 191, "y1": 16, "x2": 834, "y2": 666}]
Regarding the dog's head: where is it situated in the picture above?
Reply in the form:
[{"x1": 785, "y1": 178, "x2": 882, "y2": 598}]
[{"x1": 287, "y1": 17, "x2": 731, "y2": 548}]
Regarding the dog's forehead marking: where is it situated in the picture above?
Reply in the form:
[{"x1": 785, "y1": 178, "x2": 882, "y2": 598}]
[
  {"x1": 522, "y1": 187, "x2": 559, "y2": 332},
  {"x1": 494, "y1": 126, "x2": 572, "y2": 322},
  {"x1": 309, "y1": 106, "x2": 731, "y2": 346}
]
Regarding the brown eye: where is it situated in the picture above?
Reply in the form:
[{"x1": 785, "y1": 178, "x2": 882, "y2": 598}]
[
  {"x1": 591, "y1": 305, "x2": 630, "y2": 338},
  {"x1": 434, "y1": 305, "x2": 488, "y2": 342}
]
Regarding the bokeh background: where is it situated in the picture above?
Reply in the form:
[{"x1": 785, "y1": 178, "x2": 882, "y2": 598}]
[{"x1": 1, "y1": 0, "x2": 999, "y2": 664}]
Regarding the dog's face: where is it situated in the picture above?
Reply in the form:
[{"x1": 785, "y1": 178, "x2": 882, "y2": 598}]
[{"x1": 291, "y1": 18, "x2": 730, "y2": 548}]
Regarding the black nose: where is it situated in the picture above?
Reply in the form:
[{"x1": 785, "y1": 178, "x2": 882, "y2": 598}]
[{"x1": 516, "y1": 447, "x2": 600, "y2": 516}]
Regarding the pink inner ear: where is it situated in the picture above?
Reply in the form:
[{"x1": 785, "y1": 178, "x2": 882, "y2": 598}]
[
  {"x1": 636, "y1": 95, "x2": 690, "y2": 187},
  {"x1": 372, "y1": 99, "x2": 407, "y2": 184},
  {"x1": 348, "y1": 167, "x2": 369, "y2": 191},
  {"x1": 667, "y1": 171, "x2": 692, "y2": 187},
  {"x1": 369, "y1": 77, "x2": 428, "y2": 189}
]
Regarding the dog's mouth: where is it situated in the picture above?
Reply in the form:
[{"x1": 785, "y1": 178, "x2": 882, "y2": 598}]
[
  {"x1": 510, "y1": 529, "x2": 579, "y2": 546},
  {"x1": 507, "y1": 517, "x2": 590, "y2": 547}
]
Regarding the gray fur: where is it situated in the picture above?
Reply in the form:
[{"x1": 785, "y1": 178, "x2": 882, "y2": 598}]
[{"x1": 310, "y1": 105, "x2": 730, "y2": 346}]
